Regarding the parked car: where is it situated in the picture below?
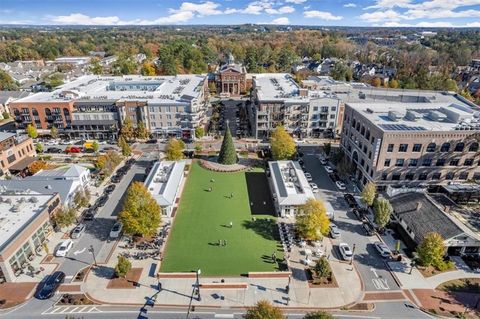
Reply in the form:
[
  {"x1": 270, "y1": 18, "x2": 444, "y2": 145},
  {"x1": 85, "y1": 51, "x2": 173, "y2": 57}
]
[
  {"x1": 362, "y1": 222, "x2": 376, "y2": 236},
  {"x1": 329, "y1": 224, "x2": 341, "y2": 238},
  {"x1": 35, "y1": 271, "x2": 65, "y2": 299},
  {"x1": 84, "y1": 148, "x2": 95, "y2": 153},
  {"x1": 70, "y1": 223, "x2": 86, "y2": 239},
  {"x1": 104, "y1": 184, "x2": 116, "y2": 194},
  {"x1": 55, "y1": 240, "x2": 73, "y2": 257},
  {"x1": 320, "y1": 159, "x2": 328, "y2": 165},
  {"x1": 309, "y1": 183, "x2": 319, "y2": 193},
  {"x1": 338, "y1": 243, "x2": 353, "y2": 261},
  {"x1": 324, "y1": 166, "x2": 334, "y2": 173},
  {"x1": 45, "y1": 139, "x2": 59, "y2": 146},
  {"x1": 103, "y1": 146, "x2": 116, "y2": 151},
  {"x1": 109, "y1": 222, "x2": 123, "y2": 238},
  {"x1": 343, "y1": 194, "x2": 358, "y2": 208},
  {"x1": 304, "y1": 173, "x2": 313, "y2": 182},
  {"x1": 65, "y1": 146, "x2": 82, "y2": 153},
  {"x1": 146, "y1": 139, "x2": 157, "y2": 144},
  {"x1": 374, "y1": 241, "x2": 392, "y2": 258},
  {"x1": 47, "y1": 147, "x2": 62, "y2": 154},
  {"x1": 60, "y1": 140, "x2": 74, "y2": 145},
  {"x1": 96, "y1": 195, "x2": 108, "y2": 207},
  {"x1": 111, "y1": 175, "x2": 121, "y2": 183},
  {"x1": 83, "y1": 208, "x2": 96, "y2": 221},
  {"x1": 336, "y1": 181, "x2": 346, "y2": 190}
]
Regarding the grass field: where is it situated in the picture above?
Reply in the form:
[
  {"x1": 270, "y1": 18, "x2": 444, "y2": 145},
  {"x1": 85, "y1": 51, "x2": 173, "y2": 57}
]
[{"x1": 160, "y1": 162, "x2": 284, "y2": 276}]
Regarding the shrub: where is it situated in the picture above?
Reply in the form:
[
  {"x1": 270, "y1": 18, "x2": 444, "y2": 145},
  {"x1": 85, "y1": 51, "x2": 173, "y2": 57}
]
[
  {"x1": 314, "y1": 257, "x2": 332, "y2": 279},
  {"x1": 115, "y1": 256, "x2": 132, "y2": 278}
]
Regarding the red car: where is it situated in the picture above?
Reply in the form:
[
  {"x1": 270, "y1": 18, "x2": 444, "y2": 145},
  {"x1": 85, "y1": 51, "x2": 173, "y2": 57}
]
[{"x1": 65, "y1": 146, "x2": 83, "y2": 153}]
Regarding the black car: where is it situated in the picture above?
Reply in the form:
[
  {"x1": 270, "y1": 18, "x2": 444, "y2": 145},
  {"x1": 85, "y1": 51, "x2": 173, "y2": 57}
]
[
  {"x1": 343, "y1": 194, "x2": 358, "y2": 208},
  {"x1": 35, "y1": 271, "x2": 65, "y2": 299},
  {"x1": 104, "y1": 184, "x2": 116, "y2": 194},
  {"x1": 47, "y1": 147, "x2": 62, "y2": 153},
  {"x1": 126, "y1": 159, "x2": 135, "y2": 165},
  {"x1": 83, "y1": 207, "x2": 97, "y2": 221},
  {"x1": 111, "y1": 175, "x2": 121, "y2": 183},
  {"x1": 96, "y1": 195, "x2": 108, "y2": 207},
  {"x1": 146, "y1": 139, "x2": 157, "y2": 144},
  {"x1": 362, "y1": 222, "x2": 376, "y2": 236}
]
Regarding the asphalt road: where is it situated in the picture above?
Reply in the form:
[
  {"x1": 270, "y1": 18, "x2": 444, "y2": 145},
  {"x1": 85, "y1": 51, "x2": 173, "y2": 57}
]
[{"x1": 299, "y1": 145, "x2": 398, "y2": 292}]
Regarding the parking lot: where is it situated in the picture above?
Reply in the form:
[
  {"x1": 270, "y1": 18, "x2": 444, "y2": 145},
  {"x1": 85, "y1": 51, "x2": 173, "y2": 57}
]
[{"x1": 299, "y1": 145, "x2": 399, "y2": 291}]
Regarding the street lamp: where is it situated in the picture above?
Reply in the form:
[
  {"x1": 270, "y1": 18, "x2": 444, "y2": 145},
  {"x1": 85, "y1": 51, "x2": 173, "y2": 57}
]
[
  {"x1": 196, "y1": 269, "x2": 202, "y2": 301},
  {"x1": 88, "y1": 245, "x2": 97, "y2": 267},
  {"x1": 350, "y1": 244, "x2": 356, "y2": 266}
]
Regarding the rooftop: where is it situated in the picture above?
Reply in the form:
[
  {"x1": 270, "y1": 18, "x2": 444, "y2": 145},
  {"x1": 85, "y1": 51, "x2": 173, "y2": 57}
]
[
  {"x1": 0, "y1": 190, "x2": 54, "y2": 251},
  {"x1": 15, "y1": 74, "x2": 207, "y2": 105},
  {"x1": 268, "y1": 160, "x2": 314, "y2": 206},
  {"x1": 31, "y1": 164, "x2": 88, "y2": 180},
  {"x1": 253, "y1": 73, "x2": 305, "y2": 102},
  {"x1": 145, "y1": 160, "x2": 186, "y2": 206}
]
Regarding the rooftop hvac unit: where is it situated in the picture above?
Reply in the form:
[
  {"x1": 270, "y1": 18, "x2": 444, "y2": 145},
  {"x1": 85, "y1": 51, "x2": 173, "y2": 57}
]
[
  {"x1": 29, "y1": 197, "x2": 38, "y2": 203},
  {"x1": 11, "y1": 205, "x2": 20, "y2": 212},
  {"x1": 388, "y1": 111, "x2": 403, "y2": 121},
  {"x1": 426, "y1": 110, "x2": 447, "y2": 122},
  {"x1": 405, "y1": 110, "x2": 422, "y2": 121}
]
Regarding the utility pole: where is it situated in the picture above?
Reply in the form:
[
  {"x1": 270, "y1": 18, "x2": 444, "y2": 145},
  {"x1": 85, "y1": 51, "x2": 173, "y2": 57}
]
[{"x1": 88, "y1": 245, "x2": 97, "y2": 267}]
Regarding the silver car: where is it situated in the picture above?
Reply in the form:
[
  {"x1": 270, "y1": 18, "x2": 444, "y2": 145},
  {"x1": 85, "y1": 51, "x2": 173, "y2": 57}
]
[
  {"x1": 71, "y1": 223, "x2": 86, "y2": 239},
  {"x1": 374, "y1": 241, "x2": 392, "y2": 258},
  {"x1": 329, "y1": 223, "x2": 341, "y2": 238}
]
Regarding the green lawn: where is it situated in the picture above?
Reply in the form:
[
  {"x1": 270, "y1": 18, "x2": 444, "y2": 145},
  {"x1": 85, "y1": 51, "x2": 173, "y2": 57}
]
[{"x1": 160, "y1": 162, "x2": 284, "y2": 276}]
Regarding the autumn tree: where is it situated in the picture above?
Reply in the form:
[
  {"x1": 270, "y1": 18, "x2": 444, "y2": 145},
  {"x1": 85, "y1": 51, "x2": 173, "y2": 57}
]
[
  {"x1": 371, "y1": 77, "x2": 382, "y2": 87},
  {"x1": 303, "y1": 311, "x2": 334, "y2": 319},
  {"x1": 244, "y1": 300, "x2": 285, "y2": 319},
  {"x1": 26, "y1": 124, "x2": 38, "y2": 139},
  {"x1": 165, "y1": 138, "x2": 185, "y2": 161},
  {"x1": 0, "y1": 70, "x2": 18, "y2": 90},
  {"x1": 35, "y1": 143, "x2": 43, "y2": 153},
  {"x1": 52, "y1": 206, "x2": 76, "y2": 228},
  {"x1": 140, "y1": 61, "x2": 156, "y2": 76},
  {"x1": 92, "y1": 140, "x2": 100, "y2": 153},
  {"x1": 389, "y1": 79, "x2": 399, "y2": 89},
  {"x1": 270, "y1": 126, "x2": 296, "y2": 160},
  {"x1": 135, "y1": 121, "x2": 149, "y2": 140},
  {"x1": 119, "y1": 182, "x2": 161, "y2": 237},
  {"x1": 28, "y1": 160, "x2": 47, "y2": 174},
  {"x1": 50, "y1": 126, "x2": 58, "y2": 139},
  {"x1": 195, "y1": 126, "x2": 205, "y2": 139},
  {"x1": 218, "y1": 126, "x2": 237, "y2": 165},
  {"x1": 115, "y1": 255, "x2": 132, "y2": 278},
  {"x1": 296, "y1": 199, "x2": 330, "y2": 241},
  {"x1": 416, "y1": 232, "x2": 446, "y2": 269},
  {"x1": 118, "y1": 136, "x2": 131, "y2": 157},
  {"x1": 74, "y1": 190, "x2": 90, "y2": 208},
  {"x1": 361, "y1": 182, "x2": 376, "y2": 207},
  {"x1": 90, "y1": 60, "x2": 103, "y2": 75},
  {"x1": 373, "y1": 197, "x2": 392, "y2": 229},
  {"x1": 120, "y1": 118, "x2": 135, "y2": 140}
]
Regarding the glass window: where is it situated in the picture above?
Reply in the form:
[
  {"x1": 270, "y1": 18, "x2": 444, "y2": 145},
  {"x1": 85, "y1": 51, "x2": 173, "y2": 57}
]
[
  {"x1": 436, "y1": 159, "x2": 445, "y2": 166},
  {"x1": 432, "y1": 173, "x2": 441, "y2": 180},
  {"x1": 418, "y1": 173, "x2": 428, "y2": 180},
  {"x1": 454, "y1": 142, "x2": 465, "y2": 152},
  {"x1": 405, "y1": 173, "x2": 414, "y2": 180},
  {"x1": 422, "y1": 158, "x2": 432, "y2": 166},
  {"x1": 409, "y1": 159, "x2": 418, "y2": 167},
  {"x1": 392, "y1": 173, "x2": 401, "y2": 180},
  {"x1": 412, "y1": 144, "x2": 422, "y2": 152},
  {"x1": 387, "y1": 144, "x2": 394, "y2": 152},
  {"x1": 469, "y1": 142, "x2": 479, "y2": 152},
  {"x1": 440, "y1": 143, "x2": 450, "y2": 152},
  {"x1": 384, "y1": 159, "x2": 391, "y2": 167},
  {"x1": 464, "y1": 158, "x2": 474, "y2": 166},
  {"x1": 426, "y1": 143, "x2": 436, "y2": 152},
  {"x1": 458, "y1": 172, "x2": 468, "y2": 180},
  {"x1": 449, "y1": 159, "x2": 459, "y2": 166},
  {"x1": 381, "y1": 173, "x2": 388, "y2": 180},
  {"x1": 446, "y1": 172, "x2": 455, "y2": 180},
  {"x1": 395, "y1": 159, "x2": 404, "y2": 166},
  {"x1": 398, "y1": 144, "x2": 408, "y2": 152}
]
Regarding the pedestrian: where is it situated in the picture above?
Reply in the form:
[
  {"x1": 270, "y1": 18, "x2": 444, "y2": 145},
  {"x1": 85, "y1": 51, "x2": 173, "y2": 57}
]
[
  {"x1": 225, "y1": 239, "x2": 227, "y2": 246},
  {"x1": 218, "y1": 239, "x2": 221, "y2": 246},
  {"x1": 229, "y1": 221, "x2": 233, "y2": 228},
  {"x1": 230, "y1": 192, "x2": 233, "y2": 198}
]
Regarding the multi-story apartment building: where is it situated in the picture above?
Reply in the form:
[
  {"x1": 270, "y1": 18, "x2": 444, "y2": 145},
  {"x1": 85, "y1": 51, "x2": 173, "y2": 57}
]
[
  {"x1": 10, "y1": 75, "x2": 210, "y2": 140},
  {"x1": 340, "y1": 92, "x2": 480, "y2": 189},
  {"x1": 0, "y1": 132, "x2": 36, "y2": 176},
  {"x1": 250, "y1": 74, "x2": 342, "y2": 139}
]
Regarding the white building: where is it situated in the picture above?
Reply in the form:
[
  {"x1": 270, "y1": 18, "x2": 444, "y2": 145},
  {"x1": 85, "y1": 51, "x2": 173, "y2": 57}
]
[
  {"x1": 144, "y1": 161, "x2": 186, "y2": 217},
  {"x1": 268, "y1": 161, "x2": 314, "y2": 217}
]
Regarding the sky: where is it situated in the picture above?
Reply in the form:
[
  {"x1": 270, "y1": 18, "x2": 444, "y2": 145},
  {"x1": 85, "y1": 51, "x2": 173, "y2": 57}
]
[{"x1": 0, "y1": 0, "x2": 479, "y2": 27}]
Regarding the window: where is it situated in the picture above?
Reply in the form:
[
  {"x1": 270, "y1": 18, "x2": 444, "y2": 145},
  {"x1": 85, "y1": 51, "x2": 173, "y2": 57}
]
[
  {"x1": 412, "y1": 144, "x2": 422, "y2": 152},
  {"x1": 395, "y1": 159, "x2": 404, "y2": 166},
  {"x1": 464, "y1": 158, "x2": 474, "y2": 166},
  {"x1": 446, "y1": 172, "x2": 455, "y2": 180},
  {"x1": 392, "y1": 173, "x2": 401, "y2": 180},
  {"x1": 426, "y1": 143, "x2": 436, "y2": 152},
  {"x1": 436, "y1": 159, "x2": 446, "y2": 166},
  {"x1": 449, "y1": 159, "x2": 459, "y2": 166},
  {"x1": 422, "y1": 158, "x2": 432, "y2": 166},
  {"x1": 418, "y1": 173, "x2": 428, "y2": 180},
  {"x1": 473, "y1": 173, "x2": 480, "y2": 181},
  {"x1": 469, "y1": 142, "x2": 479, "y2": 152},
  {"x1": 432, "y1": 173, "x2": 441, "y2": 180},
  {"x1": 454, "y1": 142, "x2": 465, "y2": 152},
  {"x1": 458, "y1": 172, "x2": 469, "y2": 180},
  {"x1": 405, "y1": 173, "x2": 414, "y2": 180},
  {"x1": 381, "y1": 173, "x2": 388, "y2": 180},
  {"x1": 409, "y1": 159, "x2": 418, "y2": 167},
  {"x1": 399, "y1": 144, "x2": 408, "y2": 152},
  {"x1": 384, "y1": 159, "x2": 391, "y2": 167},
  {"x1": 440, "y1": 143, "x2": 450, "y2": 152},
  {"x1": 387, "y1": 144, "x2": 394, "y2": 152}
]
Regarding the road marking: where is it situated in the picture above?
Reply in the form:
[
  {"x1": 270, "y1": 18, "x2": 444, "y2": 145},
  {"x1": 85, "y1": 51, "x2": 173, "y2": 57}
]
[
  {"x1": 73, "y1": 247, "x2": 86, "y2": 255},
  {"x1": 65, "y1": 275, "x2": 74, "y2": 280},
  {"x1": 370, "y1": 267, "x2": 379, "y2": 278},
  {"x1": 42, "y1": 305, "x2": 101, "y2": 315},
  {"x1": 215, "y1": 315, "x2": 234, "y2": 318},
  {"x1": 372, "y1": 278, "x2": 390, "y2": 290}
]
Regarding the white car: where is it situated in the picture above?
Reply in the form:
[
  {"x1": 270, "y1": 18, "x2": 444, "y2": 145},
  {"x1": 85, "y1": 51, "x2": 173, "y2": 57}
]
[
  {"x1": 329, "y1": 223, "x2": 341, "y2": 238},
  {"x1": 55, "y1": 240, "x2": 73, "y2": 257},
  {"x1": 61, "y1": 140, "x2": 74, "y2": 145},
  {"x1": 324, "y1": 166, "x2": 334, "y2": 173},
  {"x1": 374, "y1": 241, "x2": 392, "y2": 258},
  {"x1": 45, "y1": 139, "x2": 60, "y2": 146},
  {"x1": 304, "y1": 173, "x2": 313, "y2": 182},
  {"x1": 309, "y1": 183, "x2": 319, "y2": 193},
  {"x1": 320, "y1": 159, "x2": 328, "y2": 165},
  {"x1": 336, "y1": 181, "x2": 346, "y2": 190},
  {"x1": 109, "y1": 222, "x2": 123, "y2": 238},
  {"x1": 339, "y1": 243, "x2": 353, "y2": 261}
]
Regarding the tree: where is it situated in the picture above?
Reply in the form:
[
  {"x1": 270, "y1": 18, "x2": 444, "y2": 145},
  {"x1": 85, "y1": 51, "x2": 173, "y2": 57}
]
[
  {"x1": 336, "y1": 157, "x2": 354, "y2": 178},
  {"x1": 118, "y1": 136, "x2": 131, "y2": 157},
  {"x1": 218, "y1": 126, "x2": 237, "y2": 165},
  {"x1": 314, "y1": 257, "x2": 331, "y2": 279},
  {"x1": 296, "y1": 199, "x2": 330, "y2": 241},
  {"x1": 135, "y1": 121, "x2": 149, "y2": 140},
  {"x1": 416, "y1": 232, "x2": 446, "y2": 269},
  {"x1": 92, "y1": 140, "x2": 100, "y2": 153},
  {"x1": 114, "y1": 255, "x2": 132, "y2": 278},
  {"x1": 195, "y1": 126, "x2": 205, "y2": 139},
  {"x1": 270, "y1": 126, "x2": 296, "y2": 160},
  {"x1": 35, "y1": 143, "x2": 43, "y2": 153},
  {"x1": 120, "y1": 118, "x2": 135, "y2": 140},
  {"x1": 140, "y1": 61, "x2": 156, "y2": 76},
  {"x1": 244, "y1": 300, "x2": 285, "y2": 319},
  {"x1": 26, "y1": 124, "x2": 38, "y2": 139},
  {"x1": 53, "y1": 206, "x2": 76, "y2": 228},
  {"x1": 194, "y1": 142, "x2": 203, "y2": 154},
  {"x1": 28, "y1": 160, "x2": 47, "y2": 174},
  {"x1": 165, "y1": 138, "x2": 185, "y2": 161},
  {"x1": 50, "y1": 126, "x2": 58, "y2": 139},
  {"x1": 90, "y1": 60, "x2": 103, "y2": 75},
  {"x1": 371, "y1": 77, "x2": 381, "y2": 87},
  {"x1": 2, "y1": 111, "x2": 10, "y2": 119},
  {"x1": 0, "y1": 70, "x2": 18, "y2": 90},
  {"x1": 112, "y1": 56, "x2": 137, "y2": 75},
  {"x1": 389, "y1": 79, "x2": 399, "y2": 89},
  {"x1": 373, "y1": 197, "x2": 392, "y2": 229},
  {"x1": 44, "y1": 73, "x2": 64, "y2": 89},
  {"x1": 119, "y1": 182, "x2": 161, "y2": 237},
  {"x1": 74, "y1": 190, "x2": 90, "y2": 208},
  {"x1": 361, "y1": 182, "x2": 376, "y2": 207},
  {"x1": 304, "y1": 311, "x2": 333, "y2": 319},
  {"x1": 331, "y1": 62, "x2": 352, "y2": 81},
  {"x1": 323, "y1": 142, "x2": 331, "y2": 156}
]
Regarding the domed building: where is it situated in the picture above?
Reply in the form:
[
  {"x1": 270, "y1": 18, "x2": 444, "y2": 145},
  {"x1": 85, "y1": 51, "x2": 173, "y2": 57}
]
[{"x1": 215, "y1": 53, "x2": 247, "y2": 97}]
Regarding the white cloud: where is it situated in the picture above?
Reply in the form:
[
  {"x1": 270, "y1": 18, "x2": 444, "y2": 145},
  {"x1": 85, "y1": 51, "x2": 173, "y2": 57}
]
[
  {"x1": 285, "y1": 0, "x2": 307, "y2": 3},
  {"x1": 265, "y1": 17, "x2": 291, "y2": 24},
  {"x1": 51, "y1": 13, "x2": 122, "y2": 25},
  {"x1": 243, "y1": 4, "x2": 265, "y2": 14},
  {"x1": 173, "y1": 1, "x2": 222, "y2": 16},
  {"x1": 304, "y1": 10, "x2": 343, "y2": 20},
  {"x1": 359, "y1": 9, "x2": 403, "y2": 22},
  {"x1": 383, "y1": 21, "x2": 473, "y2": 27},
  {"x1": 405, "y1": 8, "x2": 480, "y2": 19},
  {"x1": 265, "y1": 6, "x2": 295, "y2": 14},
  {"x1": 344, "y1": 3, "x2": 357, "y2": 7},
  {"x1": 467, "y1": 21, "x2": 480, "y2": 27}
]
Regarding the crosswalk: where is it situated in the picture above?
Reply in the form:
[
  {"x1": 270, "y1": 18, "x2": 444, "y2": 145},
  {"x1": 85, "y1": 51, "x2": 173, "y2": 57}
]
[{"x1": 42, "y1": 305, "x2": 101, "y2": 315}]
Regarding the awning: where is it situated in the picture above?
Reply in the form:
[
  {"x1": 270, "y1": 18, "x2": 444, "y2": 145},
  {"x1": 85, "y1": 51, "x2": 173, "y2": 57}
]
[{"x1": 9, "y1": 157, "x2": 37, "y2": 171}]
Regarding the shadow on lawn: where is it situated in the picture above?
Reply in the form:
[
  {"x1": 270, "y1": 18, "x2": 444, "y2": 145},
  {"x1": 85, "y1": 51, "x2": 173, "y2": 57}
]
[
  {"x1": 245, "y1": 172, "x2": 275, "y2": 215},
  {"x1": 242, "y1": 218, "x2": 279, "y2": 241}
]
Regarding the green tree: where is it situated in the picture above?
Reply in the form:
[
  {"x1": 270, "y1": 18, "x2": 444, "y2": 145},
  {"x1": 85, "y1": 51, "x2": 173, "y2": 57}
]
[
  {"x1": 194, "y1": 142, "x2": 203, "y2": 154},
  {"x1": 218, "y1": 126, "x2": 237, "y2": 165},
  {"x1": 112, "y1": 56, "x2": 137, "y2": 75},
  {"x1": 134, "y1": 121, "x2": 149, "y2": 140},
  {"x1": 0, "y1": 70, "x2": 18, "y2": 90},
  {"x1": 44, "y1": 73, "x2": 64, "y2": 89},
  {"x1": 118, "y1": 136, "x2": 131, "y2": 157},
  {"x1": 35, "y1": 143, "x2": 43, "y2": 153},
  {"x1": 92, "y1": 140, "x2": 100, "y2": 153},
  {"x1": 296, "y1": 198, "x2": 330, "y2": 241},
  {"x1": 304, "y1": 311, "x2": 334, "y2": 319},
  {"x1": 331, "y1": 62, "x2": 352, "y2": 81},
  {"x1": 314, "y1": 257, "x2": 332, "y2": 279},
  {"x1": 244, "y1": 300, "x2": 285, "y2": 319},
  {"x1": 73, "y1": 190, "x2": 89, "y2": 208},
  {"x1": 119, "y1": 182, "x2": 161, "y2": 237},
  {"x1": 361, "y1": 182, "x2": 376, "y2": 207},
  {"x1": 373, "y1": 197, "x2": 392, "y2": 229},
  {"x1": 165, "y1": 138, "x2": 185, "y2": 161},
  {"x1": 120, "y1": 118, "x2": 135, "y2": 140},
  {"x1": 336, "y1": 157, "x2": 354, "y2": 178},
  {"x1": 50, "y1": 126, "x2": 58, "y2": 139},
  {"x1": 114, "y1": 255, "x2": 132, "y2": 278},
  {"x1": 195, "y1": 126, "x2": 205, "y2": 139},
  {"x1": 416, "y1": 232, "x2": 446, "y2": 269},
  {"x1": 323, "y1": 142, "x2": 331, "y2": 156},
  {"x1": 270, "y1": 126, "x2": 296, "y2": 160},
  {"x1": 2, "y1": 111, "x2": 10, "y2": 119},
  {"x1": 26, "y1": 123, "x2": 38, "y2": 139},
  {"x1": 90, "y1": 60, "x2": 103, "y2": 75},
  {"x1": 53, "y1": 206, "x2": 76, "y2": 228}
]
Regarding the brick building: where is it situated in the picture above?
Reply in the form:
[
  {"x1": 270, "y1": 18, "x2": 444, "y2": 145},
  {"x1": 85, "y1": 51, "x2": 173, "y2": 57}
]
[{"x1": 0, "y1": 132, "x2": 36, "y2": 176}]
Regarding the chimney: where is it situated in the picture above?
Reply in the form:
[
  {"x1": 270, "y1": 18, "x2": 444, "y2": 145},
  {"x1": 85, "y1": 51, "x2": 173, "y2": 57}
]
[{"x1": 416, "y1": 202, "x2": 422, "y2": 211}]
